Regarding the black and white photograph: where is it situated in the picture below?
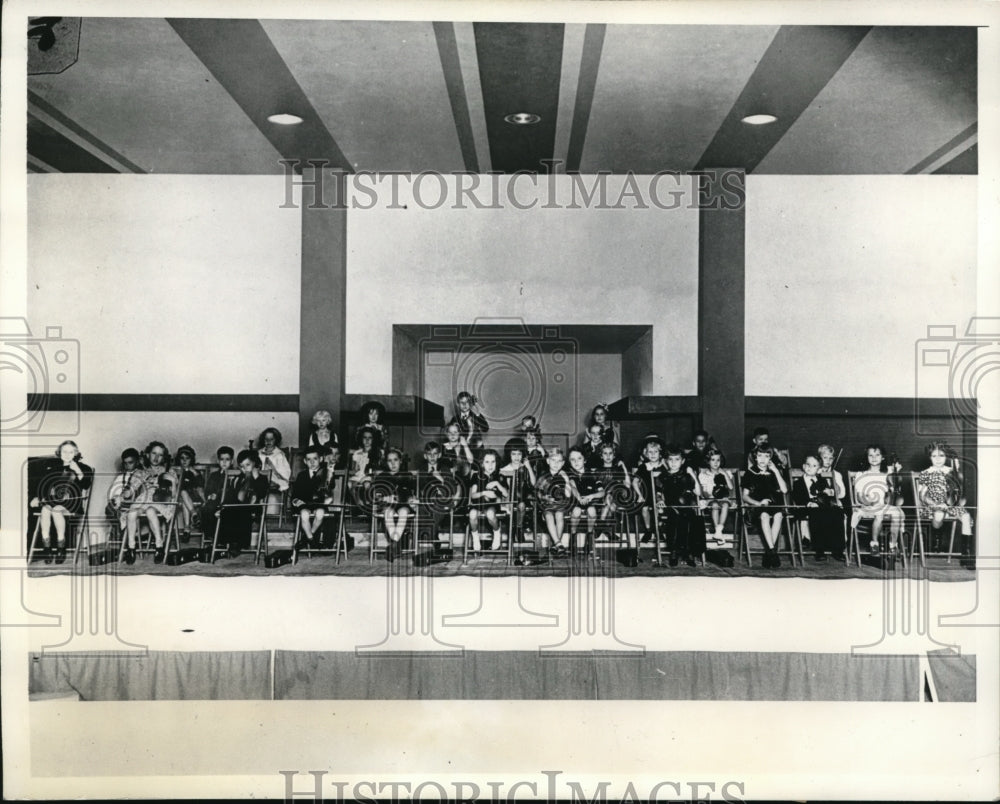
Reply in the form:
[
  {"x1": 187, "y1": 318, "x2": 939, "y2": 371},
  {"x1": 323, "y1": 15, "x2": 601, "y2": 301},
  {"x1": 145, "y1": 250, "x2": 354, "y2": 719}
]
[{"x1": 1, "y1": 0, "x2": 998, "y2": 799}]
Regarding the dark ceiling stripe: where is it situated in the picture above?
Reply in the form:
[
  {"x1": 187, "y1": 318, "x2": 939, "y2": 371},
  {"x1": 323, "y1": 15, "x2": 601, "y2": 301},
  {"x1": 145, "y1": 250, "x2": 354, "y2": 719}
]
[
  {"x1": 906, "y1": 122, "x2": 978, "y2": 174},
  {"x1": 696, "y1": 26, "x2": 872, "y2": 172},
  {"x1": 474, "y1": 22, "x2": 564, "y2": 173},
  {"x1": 28, "y1": 89, "x2": 146, "y2": 173},
  {"x1": 30, "y1": 393, "x2": 299, "y2": 413},
  {"x1": 27, "y1": 114, "x2": 118, "y2": 173},
  {"x1": 433, "y1": 22, "x2": 479, "y2": 173},
  {"x1": 565, "y1": 24, "x2": 606, "y2": 173},
  {"x1": 933, "y1": 142, "x2": 977, "y2": 175},
  {"x1": 167, "y1": 19, "x2": 351, "y2": 171}
]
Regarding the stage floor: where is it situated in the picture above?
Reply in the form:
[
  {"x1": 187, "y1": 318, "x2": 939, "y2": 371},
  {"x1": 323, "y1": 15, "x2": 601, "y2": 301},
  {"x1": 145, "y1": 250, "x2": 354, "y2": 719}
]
[{"x1": 27, "y1": 524, "x2": 977, "y2": 581}]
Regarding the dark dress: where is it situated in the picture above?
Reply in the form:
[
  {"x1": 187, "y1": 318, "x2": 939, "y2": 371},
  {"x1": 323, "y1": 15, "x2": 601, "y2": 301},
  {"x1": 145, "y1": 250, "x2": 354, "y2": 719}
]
[{"x1": 740, "y1": 468, "x2": 785, "y2": 529}]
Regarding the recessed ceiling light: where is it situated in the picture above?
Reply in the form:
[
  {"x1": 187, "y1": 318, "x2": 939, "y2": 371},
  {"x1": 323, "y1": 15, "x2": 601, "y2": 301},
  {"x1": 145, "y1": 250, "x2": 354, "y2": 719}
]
[
  {"x1": 267, "y1": 113, "x2": 304, "y2": 125},
  {"x1": 504, "y1": 112, "x2": 541, "y2": 125},
  {"x1": 741, "y1": 114, "x2": 777, "y2": 125}
]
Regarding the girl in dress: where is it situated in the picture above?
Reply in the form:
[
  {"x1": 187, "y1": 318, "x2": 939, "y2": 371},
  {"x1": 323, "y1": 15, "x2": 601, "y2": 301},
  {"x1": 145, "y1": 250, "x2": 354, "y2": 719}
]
[
  {"x1": 916, "y1": 442, "x2": 974, "y2": 551},
  {"x1": 30, "y1": 440, "x2": 94, "y2": 564},
  {"x1": 500, "y1": 438, "x2": 537, "y2": 542},
  {"x1": 375, "y1": 448, "x2": 416, "y2": 560},
  {"x1": 256, "y1": 427, "x2": 292, "y2": 517},
  {"x1": 697, "y1": 447, "x2": 733, "y2": 544},
  {"x1": 174, "y1": 445, "x2": 204, "y2": 541},
  {"x1": 589, "y1": 404, "x2": 621, "y2": 451},
  {"x1": 307, "y1": 409, "x2": 338, "y2": 450},
  {"x1": 594, "y1": 444, "x2": 631, "y2": 543},
  {"x1": 357, "y1": 401, "x2": 387, "y2": 457},
  {"x1": 122, "y1": 441, "x2": 177, "y2": 565},
  {"x1": 523, "y1": 425, "x2": 548, "y2": 478},
  {"x1": 349, "y1": 426, "x2": 382, "y2": 487},
  {"x1": 566, "y1": 446, "x2": 604, "y2": 555},
  {"x1": 468, "y1": 449, "x2": 509, "y2": 554},
  {"x1": 740, "y1": 445, "x2": 788, "y2": 568},
  {"x1": 535, "y1": 447, "x2": 573, "y2": 556}
]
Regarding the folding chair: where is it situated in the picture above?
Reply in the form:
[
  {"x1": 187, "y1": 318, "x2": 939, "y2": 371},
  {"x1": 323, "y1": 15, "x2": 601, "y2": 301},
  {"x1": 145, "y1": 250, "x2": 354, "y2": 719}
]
[
  {"x1": 364, "y1": 473, "x2": 419, "y2": 564},
  {"x1": 699, "y1": 469, "x2": 739, "y2": 558},
  {"x1": 412, "y1": 471, "x2": 460, "y2": 553},
  {"x1": 118, "y1": 470, "x2": 183, "y2": 563},
  {"x1": 847, "y1": 470, "x2": 907, "y2": 569},
  {"x1": 736, "y1": 469, "x2": 802, "y2": 567},
  {"x1": 27, "y1": 487, "x2": 92, "y2": 565},
  {"x1": 910, "y1": 472, "x2": 966, "y2": 568},
  {"x1": 291, "y1": 469, "x2": 350, "y2": 564},
  {"x1": 462, "y1": 497, "x2": 514, "y2": 565},
  {"x1": 787, "y1": 468, "x2": 849, "y2": 561},
  {"x1": 261, "y1": 445, "x2": 294, "y2": 530},
  {"x1": 205, "y1": 469, "x2": 269, "y2": 564}
]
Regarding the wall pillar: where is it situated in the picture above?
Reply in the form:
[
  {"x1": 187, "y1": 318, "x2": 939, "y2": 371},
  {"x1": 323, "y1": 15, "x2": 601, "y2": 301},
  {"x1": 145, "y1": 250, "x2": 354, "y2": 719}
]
[
  {"x1": 697, "y1": 169, "x2": 746, "y2": 464},
  {"x1": 299, "y1": 168, "x2": 347, "y2": 446}
]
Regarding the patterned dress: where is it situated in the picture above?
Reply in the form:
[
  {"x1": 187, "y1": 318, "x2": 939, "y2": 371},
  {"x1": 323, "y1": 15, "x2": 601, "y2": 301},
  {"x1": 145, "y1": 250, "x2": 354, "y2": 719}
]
[{"x1": 917, "y1": 469, "x2": 968, "y2": 519}]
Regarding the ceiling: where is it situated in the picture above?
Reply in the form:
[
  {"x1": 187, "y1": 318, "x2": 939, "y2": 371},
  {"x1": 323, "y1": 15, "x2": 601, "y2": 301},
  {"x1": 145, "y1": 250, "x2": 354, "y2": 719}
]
[{"x1": 26, "y1": 18, "x2": 977, "y2": 175}]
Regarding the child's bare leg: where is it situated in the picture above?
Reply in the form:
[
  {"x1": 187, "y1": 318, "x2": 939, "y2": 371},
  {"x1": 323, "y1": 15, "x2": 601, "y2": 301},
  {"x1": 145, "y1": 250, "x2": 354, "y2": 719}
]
[
  {"x1": 299, "y1": 508, "x2": 314, "y2": 539},
  {"x1": 39, "y1": 507, "x2": 53, "y2": 545},
  {"x1": 146, "y1": 509, "x2": 163, "y2": 547},
  {"x1": 468, "y1": 508, "x2": 481, "y2": 551},
  {"x1": 759, "y1": 513, "x2": 775, "y2": 549}
]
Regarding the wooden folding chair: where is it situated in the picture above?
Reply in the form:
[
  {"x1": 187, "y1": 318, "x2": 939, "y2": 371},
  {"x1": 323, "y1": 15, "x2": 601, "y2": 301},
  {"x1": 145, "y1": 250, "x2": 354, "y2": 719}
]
[
  {"x1": 27, "y1": 487, "x2": 92, "y2": 565},
  {"x1": 736, "y1": 469, "x2": 801, "y2": 567},
  {"x1": 291, "y1": 469, "x2": 350, "y2": 564},
  {"x1": 846, "y1": 470, "x2": 907, "y2": 568},
  {"x1": 365, "y1": 474, "x2": 419, "y2": 564},
  {"x1": 118, "y1": 470, "x2": 183, "y2": 563},
  {"x1": 909, "y1": 471, "x2": 963, "y2": 568}
]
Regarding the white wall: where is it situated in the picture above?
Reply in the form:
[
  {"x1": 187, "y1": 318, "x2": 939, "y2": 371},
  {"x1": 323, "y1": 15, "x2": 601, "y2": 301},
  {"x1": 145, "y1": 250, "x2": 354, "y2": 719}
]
[
  {"x1": 27, "y1": 174, "x2": 301, "y2": 395},
  {"x1": 345, "y1": 174, "x2": 700, "y2": 397},
  {"x1": 745, "y1": 175, "x2": 977, "y2": 397}
]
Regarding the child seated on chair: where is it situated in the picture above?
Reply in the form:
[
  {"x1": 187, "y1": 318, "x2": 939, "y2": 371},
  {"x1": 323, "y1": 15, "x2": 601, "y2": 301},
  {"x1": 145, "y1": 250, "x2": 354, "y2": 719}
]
[
  {"x1": 307, "y1": 409, "x2": 338, "y2": 450},
  {"x1": 174, "y1": 445, "x2": 204, "y2": 542},
  {"x1": 122, "y1": 441, "x2": 177, "y2": 565},
  {"x1": 257, "y1": 427, "x2": 291, "y2": 517},
  {"x1": 686, "y1": 429, "x2": 721, "y2": 471},
  {"x1": 535, "y1": 447, "x2": 573, "y2": 556},
  {"x1": 589, "y1": 403, "x2": 621, "y2": 451},
  {"x1": 741, "y1": 445, "x2": 788, "y2": 568},
  {"x1": 697, "y1": 448, "x2": 732, "y2": 545},
  {"x1": 501, "y1": 438, "x2": 537, "y2": 542},
  {"x1": 202, "y1": 446, "x2": 235, "y2": 531},
  {"x1": 746, "y1": 427, "x2": 785, "y2": 471},
  {"x1": 441, "y1": 422, "x2": 474, "y2": 474},
  {"x1": 30, "y1": 440, "x2": 94, "y2": 565},
  {"x1": 349, "y1": 426, "x2": 382, "y2": 488},
  {"x1": 468, "y1": 449, "x2": 509, "y2": 554},
  {"x1": 417, "y1": 441, "x2": 458, "y2": 545},
  {"x1": 107, "y1": 446, "x2": 140, "y2": 530},
  {"x1": 291, "y1": 446, "x2": 334, "y2": 550},
  {"x1": 567, "y1": 447, "x2": 604, "y2": 555},
  {"x1": 523, "y1": 425, "x2": 548, "y2": 479},
  {"x1": 218, "y1": 450, "x2": 269, "y2": 556},
  {"x1": 916, "y1": 442, "x2": 973, "y2": 554},
  {"x1": 374, "y1": 447, "x2": 416, "y2": 560},
  {"x1": 579, "y1": 423, "x2": 607, "y2": 469},
  {"x1": 851, "y1": 444, "x2": 903, "y2": 554},
  {"x1": 806, "y1": 444, "x2": 847, "y2": 547},
  {"x1": 632, "y1": 434, "x2": 667, "y2": 544},
  {"x1": 792, "y1": 455, "x2": 845, "y2": 562},
  {"x1": 660, "y1": 444, "x2": 703, "y2": 567},
  {"x1": 594, "y1": 444, "x2": 631, "y2": 543}
]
